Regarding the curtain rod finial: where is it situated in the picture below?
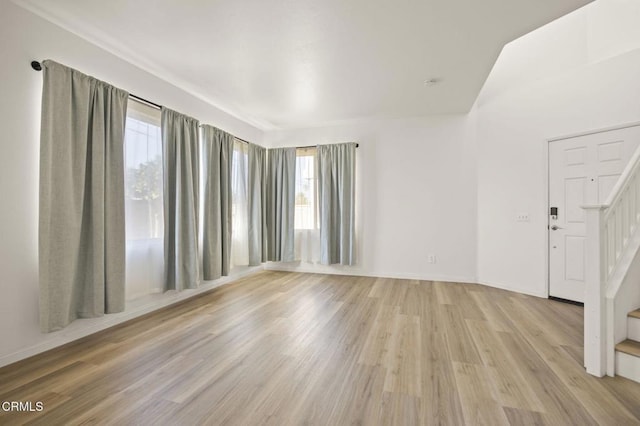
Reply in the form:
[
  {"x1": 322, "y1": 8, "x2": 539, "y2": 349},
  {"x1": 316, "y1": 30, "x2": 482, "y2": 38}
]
[{"x1": 31, "y1": 61, "x2": 42, "y2": 71}]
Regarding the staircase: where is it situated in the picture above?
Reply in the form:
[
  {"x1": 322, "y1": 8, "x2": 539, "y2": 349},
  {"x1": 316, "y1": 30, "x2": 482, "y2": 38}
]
[
  {"x1": 583, "y1": 134, "x2": 640, "y2": 381},
  {"x1": 615, "y1": 309, "x2": 640, "y2": 382}
]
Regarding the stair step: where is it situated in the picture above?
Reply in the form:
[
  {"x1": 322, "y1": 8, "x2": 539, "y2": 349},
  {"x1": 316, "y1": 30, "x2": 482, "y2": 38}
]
[
  {"x1": 616, "y1": 339, "x2": 640, "y2": 357},
  {"x1": 629, "y1": 311, "x2": 640, "y2": 341}
]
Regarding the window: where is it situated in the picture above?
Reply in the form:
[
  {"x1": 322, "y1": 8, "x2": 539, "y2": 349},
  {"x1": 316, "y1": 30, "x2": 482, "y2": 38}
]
[
  {"x1": 124, "y1": 101, "x2": 163, "y2": 240},
  {"x1": 124, "y1": 99, "x2": 164, "y2": 300},
  {"x1": 295, "y1": 148, "x2": 317, "y2": 230},
  {"x1": 230, "y1": 139, "x2": 249, "y2": 267}
]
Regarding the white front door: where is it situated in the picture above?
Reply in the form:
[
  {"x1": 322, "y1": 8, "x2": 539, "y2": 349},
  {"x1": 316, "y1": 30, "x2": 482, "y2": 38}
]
[{"x1": 549, "y1": 126, "x2": 640, "y2": 302}]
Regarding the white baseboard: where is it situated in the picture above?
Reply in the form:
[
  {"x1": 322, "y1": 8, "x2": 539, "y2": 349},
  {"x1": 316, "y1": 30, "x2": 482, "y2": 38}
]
[
  {"x1": 263, "y1": 263, "x2": 478, "y2": 284},
  {"x1": 0, "y1": 266, "x2": 264, "y2": 369},
  {"x1": 266, "y1": 264, "x2": 550, "y2": 299},
  {"x1": 476, "y1": 279, "x2": 548, "y2": 298},
  {"x1": 616, "y1": 351, "x2": 640, "y2": 383},
  {"x1": 629, "y1": 316, "x2": 640, "y2": 341}
]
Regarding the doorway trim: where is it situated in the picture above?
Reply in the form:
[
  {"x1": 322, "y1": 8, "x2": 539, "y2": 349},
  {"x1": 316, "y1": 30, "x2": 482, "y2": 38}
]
[{"x1": 544, "y1": 121, "x2": 640, "y2": 299}]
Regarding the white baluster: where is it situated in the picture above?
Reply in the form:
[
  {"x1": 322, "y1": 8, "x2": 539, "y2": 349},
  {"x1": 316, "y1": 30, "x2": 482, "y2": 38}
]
[
  {"x1": 623, "y1": 190, "x2": 629, "y2": 246},
  {"x1": 608, "y1": 216, "x2": 615, "y2": 276},
  {"x1": 630, "y1": 178, "x2": 636, "y2": 233},
  {"x1": 636, "y1": 171, "x2": 640, "y2": 223}
]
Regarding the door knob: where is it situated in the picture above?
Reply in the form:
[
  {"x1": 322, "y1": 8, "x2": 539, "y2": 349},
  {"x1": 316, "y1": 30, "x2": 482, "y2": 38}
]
[{"x1": 550, "y1": 225, "x2": 564, "y2": 230}]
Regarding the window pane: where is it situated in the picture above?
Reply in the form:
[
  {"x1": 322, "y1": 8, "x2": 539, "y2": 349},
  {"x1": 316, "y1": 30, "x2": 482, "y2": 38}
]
[
  {"x1": 230, "y1": 140, "x2": 249, "y2": 267},
  {"x1": 124, "y1": 100, "x2": 164, "y2": 301},
  {"x1": 295, "y1": 153, "x2": 316, "y2": 230},
  {"x1": 124, "y1": 115, "x2": 163, "y2": 240}
]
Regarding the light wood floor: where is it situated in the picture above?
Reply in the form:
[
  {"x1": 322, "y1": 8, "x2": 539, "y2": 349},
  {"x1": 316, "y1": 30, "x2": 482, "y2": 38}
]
[{"x1": 1, "y1": 271, "x2": 640, "y2": 425}]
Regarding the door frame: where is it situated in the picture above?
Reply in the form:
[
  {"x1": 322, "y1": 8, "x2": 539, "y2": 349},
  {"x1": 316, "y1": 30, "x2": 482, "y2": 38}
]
[{"x1": 544, "y1": 121, "x2": 640, "y2": 299}]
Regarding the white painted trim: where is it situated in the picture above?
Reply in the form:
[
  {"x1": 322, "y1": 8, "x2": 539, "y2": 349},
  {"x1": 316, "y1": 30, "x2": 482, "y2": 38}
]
[
  {"x1": 605, "y1": 142, "x2": 640, "y2": 207},
  {"x1": 583, "y1": 206, "x2": 606, "y2": 377},
  {"x1": 476, "y1": 279, "x2": 548, "y2": 298},
  {"x1": 266, "y1": 264, "x2": 550, "y2": 298},
  {"x1": 605, "y1": 225, "x2": 640, "y2": 300},
  {"x1": 263, "y1": 263, "x2": 478, "y2": 285},
  {"x1": 607, "y1": 297, "x2": 616, "y2": 376},
  {"x1": 266, "y1": 263, "x2": 555, "y2": 300},
  {"x1": 616, "y1": 350, "x2": 640, "y2": 383},
  {"x1": 542, "y1": 137, "x2": 550, "y2": 298},
  {"x1": 628, "y1": 316, "x2": 640, "y2": 341},
  {"x1": 547, "y1": 121, "x2": 640, "y2": 143},
  {"x1": 0, "y1": 266, "x2": 264, "y2": 369}
]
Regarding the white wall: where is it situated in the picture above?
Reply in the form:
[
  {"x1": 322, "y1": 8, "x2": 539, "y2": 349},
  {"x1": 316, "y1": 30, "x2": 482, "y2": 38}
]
[
  {"x1": 476, "y1": 0, "x2": 640, "y2": 296},
  {"x1": 264, "y1": 114, "x2": 478, "y2": 283},
  {"x1": 0, "y1": 1, "x2": 263, "y2": 366}
]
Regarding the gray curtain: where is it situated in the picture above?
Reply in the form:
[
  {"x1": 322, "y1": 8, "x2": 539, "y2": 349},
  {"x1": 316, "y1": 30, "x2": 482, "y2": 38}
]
[
  {"x1": 162, "y1": 108, "x2": 200, "y2": 291},
  {"x1": 248, "y1": 143, "x2": 267, "y2": 266},
  {"x1": 39, "y1": 60, "x2": 128, "y2": 332},
  {"x1": 202, "y1": 125, "x2": 233, "y2": 280},
  {"x1": 317, "y1": 143, "x2": 357, "y2": 265},
  {"x1": 267, "y1": 148, "x2": 296, "y2": 262}
]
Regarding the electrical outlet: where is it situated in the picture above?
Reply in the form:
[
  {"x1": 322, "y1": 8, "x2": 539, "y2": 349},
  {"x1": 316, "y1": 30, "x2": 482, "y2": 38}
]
[
  {"x1": 427, "y1": 255, "x2": 437, "y2": 264},
  {"x1": 516, "y1": 213, "x2": 530, "y2": 222}
]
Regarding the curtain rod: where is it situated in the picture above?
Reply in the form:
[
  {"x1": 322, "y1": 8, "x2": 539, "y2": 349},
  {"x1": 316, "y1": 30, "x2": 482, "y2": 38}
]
[
  {"x1": 31, "y1": 61, "x2": 163, "y2": 109},
  {"x1": 130, "y1": 94, "x2": 162, "y2": 110},
  {"x1": 296, "y1": 143, "x2": 359, "y2": 149},
  {"x1": 128, "y1": 95, "x2": 252, "y2": 146},
  {"x1": 31, "y1": 60, "x2": 250, "y2": 144},
  {"x1": 234, "y1": 137, "x2": 250, "y2": 145},
  {"x1": 30, "y1": 61, "x2": 357, "y2": 148}
]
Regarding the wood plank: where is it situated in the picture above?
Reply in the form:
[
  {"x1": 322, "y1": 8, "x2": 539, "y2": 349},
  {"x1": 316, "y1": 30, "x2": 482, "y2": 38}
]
[
  {"x1": 452, "y1": 361, "x2": 509, "y2": 425},
  {"x1": 465, "y1": 319, "x2": 545, "y2": 412},
  {"x1": 616, "y1": 339, "x2": 640, "y2": 357},
  {"x1": 382, "y1": 313, "x2": 421, "y2": 397},
  {"x1": 440, "y1": 304, "x2": 482, "y2": 364},
  {"x1": 502, "y1": 407, "x2": 547, "y2": 426},
  {"x1": 467, "y1": 289, "x2": 514, "y2": 332},
  {"x1": 420, "y1": 331, "x2": 466, "y2": 425},
  {"x1": 498, "y1": 331, "x2": 600, "y2": 426}
]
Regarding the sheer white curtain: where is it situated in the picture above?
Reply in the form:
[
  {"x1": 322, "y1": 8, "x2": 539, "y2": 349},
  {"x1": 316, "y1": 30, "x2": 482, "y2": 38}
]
[
  {"x1": 295, "y1": 229, "x2": 320, "y2": 263},
  {"x1": 124, "y1": 99, "x2": 164, "y2": 300},
  {"x1": 294, "y1": 149, "x2": 320, "y2": 263},
  {"x1": 230, "y1": 140, "x2": 250, "y2": 268}
]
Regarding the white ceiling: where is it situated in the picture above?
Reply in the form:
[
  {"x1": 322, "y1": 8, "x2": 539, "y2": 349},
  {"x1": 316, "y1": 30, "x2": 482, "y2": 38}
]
[{"x1": 16, "y1": 0, "x2": 591, "y2": 129}]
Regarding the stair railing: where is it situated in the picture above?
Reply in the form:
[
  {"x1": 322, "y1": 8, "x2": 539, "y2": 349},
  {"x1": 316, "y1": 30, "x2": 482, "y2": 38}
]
[{"x1": 583, "y1": 145, "x2": 640, "y2": 376}]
